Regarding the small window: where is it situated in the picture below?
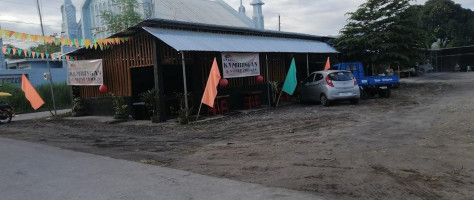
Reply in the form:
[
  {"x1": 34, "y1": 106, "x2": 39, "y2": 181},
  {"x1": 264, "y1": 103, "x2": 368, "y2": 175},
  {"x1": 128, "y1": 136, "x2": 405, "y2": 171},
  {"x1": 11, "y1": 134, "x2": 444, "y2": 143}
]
[
  {"x1": 315, "y1": 74, "x2": 324, "y2": 81},
  {"x1": 328, "y1": 72, "x2": 353, "y2": 81},
  {"x1": 303, "y1": 73, "x2": 315, "y2": 83},
  {"x1": 19, "y1": 65, "x2": 31, "y2": 70}
]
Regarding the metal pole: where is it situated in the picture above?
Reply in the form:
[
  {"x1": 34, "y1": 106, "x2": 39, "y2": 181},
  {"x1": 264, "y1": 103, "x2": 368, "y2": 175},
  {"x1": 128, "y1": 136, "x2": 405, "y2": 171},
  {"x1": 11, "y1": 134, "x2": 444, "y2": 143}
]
[
  {"x1": 265, "y1": 54, "x2": 270, "y2": 106},
  {"x1": 36, "y1": 0, "x2": 57, "y2": 116},
  {"x1": 181, "y1": 51, "x2": 189, "y2": 117},
  {"x1": 278, "y1": 15, "x2": 281, "y2": 31}
]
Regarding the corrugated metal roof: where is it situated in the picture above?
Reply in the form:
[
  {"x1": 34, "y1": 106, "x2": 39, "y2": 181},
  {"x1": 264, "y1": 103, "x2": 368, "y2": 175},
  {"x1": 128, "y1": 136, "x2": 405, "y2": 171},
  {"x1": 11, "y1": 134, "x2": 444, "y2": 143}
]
[
  {"x1": 154, "y1": 0, "x2": 254, "y2": 28},
  {"x1": 143, "y1": 27, "x2": 338, "y2": 53}
]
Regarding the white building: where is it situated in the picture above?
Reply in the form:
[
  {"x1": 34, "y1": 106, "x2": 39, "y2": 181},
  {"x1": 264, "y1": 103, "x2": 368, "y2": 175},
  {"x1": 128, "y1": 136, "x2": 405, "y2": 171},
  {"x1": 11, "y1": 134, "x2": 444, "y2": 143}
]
[{"x1": 62, "y1": 0, "x2": 265, "y2": 40}]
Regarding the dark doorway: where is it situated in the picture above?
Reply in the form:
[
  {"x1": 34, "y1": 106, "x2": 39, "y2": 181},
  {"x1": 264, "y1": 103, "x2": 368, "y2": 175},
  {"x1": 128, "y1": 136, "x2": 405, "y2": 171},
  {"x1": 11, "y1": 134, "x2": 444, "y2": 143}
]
[{"x1": 131, "y1": 66, "x2": 154, "y2": 119}]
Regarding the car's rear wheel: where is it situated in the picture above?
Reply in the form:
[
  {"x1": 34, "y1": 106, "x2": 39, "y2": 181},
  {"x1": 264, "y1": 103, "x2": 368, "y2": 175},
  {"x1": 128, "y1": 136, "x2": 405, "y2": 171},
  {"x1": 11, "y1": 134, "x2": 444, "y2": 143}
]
[{"x1": 320, "y1": 94, "x2": 330, "y2": 107}]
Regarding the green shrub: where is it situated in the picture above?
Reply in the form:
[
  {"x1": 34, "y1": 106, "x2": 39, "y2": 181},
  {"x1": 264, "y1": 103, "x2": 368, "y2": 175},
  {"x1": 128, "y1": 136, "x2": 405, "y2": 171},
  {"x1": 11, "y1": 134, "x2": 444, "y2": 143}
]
[{"x1": 0, "y1": 82, "x2": 71, "y2": 113}]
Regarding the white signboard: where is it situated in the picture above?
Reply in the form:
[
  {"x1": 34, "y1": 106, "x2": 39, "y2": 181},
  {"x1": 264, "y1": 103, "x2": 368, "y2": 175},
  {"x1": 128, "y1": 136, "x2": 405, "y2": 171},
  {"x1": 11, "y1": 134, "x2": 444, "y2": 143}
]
[
  {"x1": 67, "y1": 59, "x2": 104, "y2": 86},
  {"x1": 221, "y1": 53, "x2": 260, "y2": 78}
]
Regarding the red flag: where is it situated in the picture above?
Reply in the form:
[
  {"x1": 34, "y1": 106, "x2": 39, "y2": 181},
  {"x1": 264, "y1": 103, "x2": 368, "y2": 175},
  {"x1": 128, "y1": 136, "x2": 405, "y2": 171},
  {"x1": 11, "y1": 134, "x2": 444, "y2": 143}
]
[
  {"x1": 21, "y1": 74, "x2": 44, "y2": 110},
  {"x1": 201, "y1": 58, "x2": 221, "y2": 107},
  {"x1": 324, "y1": 57, "x2": 331, "y2": 71}
]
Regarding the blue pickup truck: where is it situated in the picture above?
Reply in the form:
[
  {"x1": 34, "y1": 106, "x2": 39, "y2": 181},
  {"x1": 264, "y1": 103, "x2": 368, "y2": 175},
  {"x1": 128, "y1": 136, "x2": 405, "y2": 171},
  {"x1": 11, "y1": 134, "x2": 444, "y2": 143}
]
[{"x1": 331, "y1": 62, "x2": 399, "y2": 99}]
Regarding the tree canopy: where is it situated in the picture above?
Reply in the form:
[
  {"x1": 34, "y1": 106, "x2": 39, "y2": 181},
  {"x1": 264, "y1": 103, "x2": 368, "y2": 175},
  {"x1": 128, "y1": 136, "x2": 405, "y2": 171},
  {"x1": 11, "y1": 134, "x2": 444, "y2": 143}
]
[
  {"x1": 102, "y1": 0, "x2": 144, "y2": 34},
  {"x1": 333, "y1": 0, "x2": 425, "y2": 67},
  {"x1": 420, "y1": 0, "x2": 474, "y2": 48},
  {"x1": 29, "y1": 44, "x2": 61, "y2": 54}
]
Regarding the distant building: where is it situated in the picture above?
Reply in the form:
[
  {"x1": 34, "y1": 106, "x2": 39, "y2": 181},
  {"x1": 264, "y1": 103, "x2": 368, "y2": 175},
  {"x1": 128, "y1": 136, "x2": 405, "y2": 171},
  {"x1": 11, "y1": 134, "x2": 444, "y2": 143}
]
[
  {"x1": 0, "y1": 59, "x2": 66, "y2": 87},
  {"x1": 61, "y1": 0, "x2": 265, "y2": 40}
]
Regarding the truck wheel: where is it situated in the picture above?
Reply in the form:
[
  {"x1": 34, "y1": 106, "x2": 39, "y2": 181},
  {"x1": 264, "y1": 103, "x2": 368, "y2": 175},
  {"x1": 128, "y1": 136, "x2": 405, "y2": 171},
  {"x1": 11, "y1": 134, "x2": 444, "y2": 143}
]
[
  {"x1": 385, "y1": 89, "x2": 391, "y2": 98},
  {"x1": 379, "y1": 89, "x2": 391, "y2": 98},
  {"x1": 360, "y1": 89, "x2": 368, "y2": 100},
  {"x1": 320, "y1": 94, "x2": 330, "y2": 107}
]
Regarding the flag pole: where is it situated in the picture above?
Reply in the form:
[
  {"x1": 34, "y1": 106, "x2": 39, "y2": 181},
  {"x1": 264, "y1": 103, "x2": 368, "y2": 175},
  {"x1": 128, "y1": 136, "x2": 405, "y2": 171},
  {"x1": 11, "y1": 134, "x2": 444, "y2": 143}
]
[
  {"x1": 275, "y1": 90, "x2": 283, "y2": 107},
  {"x1": 196, "y1": 103, "x2": 203, "y2": 121}
]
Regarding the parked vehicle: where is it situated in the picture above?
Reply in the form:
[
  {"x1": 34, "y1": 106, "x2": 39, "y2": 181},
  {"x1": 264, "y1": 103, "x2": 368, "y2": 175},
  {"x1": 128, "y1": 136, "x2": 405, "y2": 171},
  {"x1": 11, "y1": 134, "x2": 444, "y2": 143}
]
[
  {"x1": 296, "y1": 70, "x2": 360, "y2": 106},
  {"x1": 331, "y1": 62, "x2": 399, "y2": 99},
  {"x1": 0, "y1": 88, "x2": 14, "y2": 124},
  {"x1": 418, "y1": 63, "x2": 434, "y2": 74},
  {"x1": 0, "y1": 100, "x2": 14, "y2": 124}
]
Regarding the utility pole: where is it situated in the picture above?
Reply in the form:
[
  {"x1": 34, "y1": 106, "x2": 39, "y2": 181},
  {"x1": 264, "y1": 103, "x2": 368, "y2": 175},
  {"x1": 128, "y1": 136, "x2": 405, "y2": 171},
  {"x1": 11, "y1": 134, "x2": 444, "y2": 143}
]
[
  {"x1": 0, "y1": 24, "x2": 5, "y2": 70},
  {"x1": 36, "y1": 0, "x2": 57, "y2": 116}
]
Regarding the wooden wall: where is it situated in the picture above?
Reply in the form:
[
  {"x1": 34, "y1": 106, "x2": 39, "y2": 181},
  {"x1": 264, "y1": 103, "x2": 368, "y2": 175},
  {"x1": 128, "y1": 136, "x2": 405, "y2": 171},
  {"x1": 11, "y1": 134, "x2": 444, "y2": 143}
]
[
  {"x1": 79, "y1": 33, "x2": 155, "y2": 97},
  {"x1": 78, "y1": 31, "x2": 327, "y2": 100}
]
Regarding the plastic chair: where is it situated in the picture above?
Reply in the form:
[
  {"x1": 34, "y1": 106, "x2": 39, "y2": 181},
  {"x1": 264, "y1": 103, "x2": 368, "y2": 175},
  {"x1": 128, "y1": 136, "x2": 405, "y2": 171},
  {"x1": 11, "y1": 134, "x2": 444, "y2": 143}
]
[
  {"x1": 244, "y1": 96, "x2": 253, "y2": 108},
  {"x1": 219, "y1": 99, "x2": 228, "y2": 114},
  {"x1": 253, "y1": 95, "x2": 260, "y2": 107},
  {"x1": 208, "y1": 102, "x2": 218, "y2": 115}
]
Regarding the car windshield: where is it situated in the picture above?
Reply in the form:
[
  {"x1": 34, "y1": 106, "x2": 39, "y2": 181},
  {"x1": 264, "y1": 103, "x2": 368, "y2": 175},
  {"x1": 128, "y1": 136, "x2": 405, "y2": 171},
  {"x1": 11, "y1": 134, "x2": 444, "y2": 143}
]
[{"x1": 328, "y1": 72, "x2": 353, "y2": 81}]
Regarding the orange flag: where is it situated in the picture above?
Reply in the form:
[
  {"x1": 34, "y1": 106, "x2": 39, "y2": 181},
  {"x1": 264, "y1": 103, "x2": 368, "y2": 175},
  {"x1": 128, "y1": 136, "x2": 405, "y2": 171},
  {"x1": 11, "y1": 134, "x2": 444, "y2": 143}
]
[
  {"x1": 324, "y1": 57, "x2": 331, "y2": 71},
  {"x1": 201, "y1": 58, "x2": 221, "y2": 107},
  {"x1": 21, "y1": 74, "x2": 44, "y2": 110}
]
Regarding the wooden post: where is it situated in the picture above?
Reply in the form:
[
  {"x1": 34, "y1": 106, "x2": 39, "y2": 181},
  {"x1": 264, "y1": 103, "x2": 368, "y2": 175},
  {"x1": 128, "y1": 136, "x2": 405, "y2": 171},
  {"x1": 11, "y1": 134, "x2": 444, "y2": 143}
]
[
  {"x1": 306, "y1": 53, "x2": 309, "y2": 76},
  {"x1": 181, "y1": 51, "x2": 189, "y2": 117},
  {"x1": 265, "y1": 54, "x2": 271, "y2": 106}
]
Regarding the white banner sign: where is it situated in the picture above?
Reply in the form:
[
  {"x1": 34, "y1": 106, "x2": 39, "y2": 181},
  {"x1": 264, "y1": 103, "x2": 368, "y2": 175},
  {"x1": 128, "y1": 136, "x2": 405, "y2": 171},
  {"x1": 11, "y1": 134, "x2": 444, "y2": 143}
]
[
  {"x1": 67, "y1": 59, "x2": 103, "y2": 86},
  {"x1": 221, "y1": 53, "x2": 260, "y2": 78}
]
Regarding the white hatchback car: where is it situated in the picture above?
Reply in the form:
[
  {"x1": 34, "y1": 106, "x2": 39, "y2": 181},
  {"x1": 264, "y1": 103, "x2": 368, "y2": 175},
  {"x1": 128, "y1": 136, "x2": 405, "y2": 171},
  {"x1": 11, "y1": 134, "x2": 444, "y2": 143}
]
[{"x1": 296, "y1": 70, "x2": 360, "y2": 106}]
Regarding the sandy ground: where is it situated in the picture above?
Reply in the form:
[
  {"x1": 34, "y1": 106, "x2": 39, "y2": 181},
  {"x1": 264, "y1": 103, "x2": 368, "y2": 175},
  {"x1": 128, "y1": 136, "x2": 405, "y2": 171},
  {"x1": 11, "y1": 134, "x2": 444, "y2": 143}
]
[{"x1": 1, "y1": 72, "x2": 473, "y2": 200}]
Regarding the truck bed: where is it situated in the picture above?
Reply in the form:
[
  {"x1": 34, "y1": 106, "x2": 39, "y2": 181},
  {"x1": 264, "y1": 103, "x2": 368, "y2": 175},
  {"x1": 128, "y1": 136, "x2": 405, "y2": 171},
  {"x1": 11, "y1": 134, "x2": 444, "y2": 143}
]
[{"x1": 357, "y1": 75, "x2": 399, "y2": 86}]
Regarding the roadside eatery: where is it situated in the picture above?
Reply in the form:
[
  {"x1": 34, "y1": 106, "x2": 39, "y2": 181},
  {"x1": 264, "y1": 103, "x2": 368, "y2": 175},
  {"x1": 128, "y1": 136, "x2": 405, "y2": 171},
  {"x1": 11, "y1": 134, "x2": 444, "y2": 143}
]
[{"x1": 68, "y1": 18, "x2": 338, "y2": 121}]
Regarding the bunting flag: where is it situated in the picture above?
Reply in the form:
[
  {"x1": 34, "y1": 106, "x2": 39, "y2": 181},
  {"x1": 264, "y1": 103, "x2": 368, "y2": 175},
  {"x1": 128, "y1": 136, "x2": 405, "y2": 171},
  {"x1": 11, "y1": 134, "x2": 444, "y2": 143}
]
[
  {"x1": 324, "y1": 57, "x2": 331, "y2": 71},
  {"x1": 21, "y1": 74, "x2": 45, "y2": 110},
  {"x1": 1, "y1": 46, "x2": 6, "y2": 54},
  {"x1": 0, "y1": 28, "x2": 131, "y2": 50},
  {"x1": 201, "y1": 58, "x2": 222, "y2": 107}
]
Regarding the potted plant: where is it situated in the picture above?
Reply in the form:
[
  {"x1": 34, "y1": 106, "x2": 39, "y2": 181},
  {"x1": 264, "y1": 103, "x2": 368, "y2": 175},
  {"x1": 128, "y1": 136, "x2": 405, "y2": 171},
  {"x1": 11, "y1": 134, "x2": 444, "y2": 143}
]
[
  {"x1": 176, "y1": 93, "x2": 193, "y2": 125},
  {"x1": 71, "y1": 97, "x2": 85, "y2": 116},
  {"x1": 269, "y1": 81, "x2": 280, "y2": 107},
  {"x1": 112, "y1": 94, "x2": 128, "y2": 119},
  {"x1": 139, "y1": 89, "x2": 160, "y2": 123}
]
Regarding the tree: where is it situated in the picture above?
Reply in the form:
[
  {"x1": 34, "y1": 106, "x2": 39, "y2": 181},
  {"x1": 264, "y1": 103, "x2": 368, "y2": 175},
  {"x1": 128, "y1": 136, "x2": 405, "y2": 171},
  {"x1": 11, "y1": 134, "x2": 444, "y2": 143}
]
[
  {"x1": 420, "y1": 0, "x2": 474, "y2": 48},
  {"x1": 4, "y1": 44, "x2": 25, "y2": 59},
  {"x1": 333, "y1": 0, "x2": 426, "y2": 68},
  {"x1": 102, "y1": 0, "x2": 144, "y2": 34},
  {"x1": 29, "y1": 44, "x2": 61, "y2": 54}
]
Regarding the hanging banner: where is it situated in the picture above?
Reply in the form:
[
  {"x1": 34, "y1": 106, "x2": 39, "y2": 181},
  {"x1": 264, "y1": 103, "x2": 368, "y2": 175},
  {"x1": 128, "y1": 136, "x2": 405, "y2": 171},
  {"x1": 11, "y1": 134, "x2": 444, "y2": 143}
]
[
  {"x1": 221, "y1": 52, "x2": 260, "y2": 78},
  {"x1": 67, "y1": 59, "x2": 103, "y2": 86}
]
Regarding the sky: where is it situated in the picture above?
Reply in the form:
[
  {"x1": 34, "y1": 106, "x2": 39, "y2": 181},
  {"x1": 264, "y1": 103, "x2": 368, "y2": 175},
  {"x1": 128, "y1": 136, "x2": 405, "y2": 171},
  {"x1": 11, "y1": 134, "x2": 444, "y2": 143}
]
[{"x1": 1, "y1": 0, "x2": 473, "y2": 48}]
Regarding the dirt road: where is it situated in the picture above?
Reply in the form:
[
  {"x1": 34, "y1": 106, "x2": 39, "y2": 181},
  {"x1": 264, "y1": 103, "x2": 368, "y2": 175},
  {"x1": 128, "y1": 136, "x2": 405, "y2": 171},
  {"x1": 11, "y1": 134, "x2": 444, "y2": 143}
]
[{"x1": 1, "y1": 72, "x2": 473, "y2": 199}]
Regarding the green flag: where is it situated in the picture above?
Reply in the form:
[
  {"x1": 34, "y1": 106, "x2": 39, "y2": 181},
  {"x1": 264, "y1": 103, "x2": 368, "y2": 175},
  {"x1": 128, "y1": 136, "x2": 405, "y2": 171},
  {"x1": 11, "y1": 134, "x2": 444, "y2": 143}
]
[{"x1": 282, "y1": 58, "x2": 297, "y2": 95}]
